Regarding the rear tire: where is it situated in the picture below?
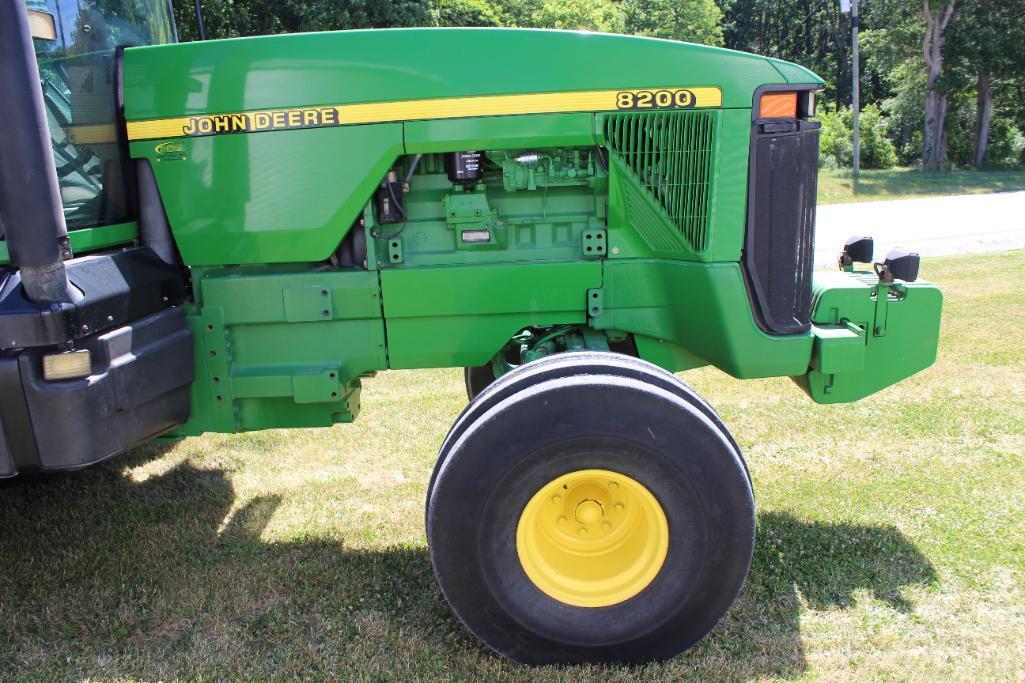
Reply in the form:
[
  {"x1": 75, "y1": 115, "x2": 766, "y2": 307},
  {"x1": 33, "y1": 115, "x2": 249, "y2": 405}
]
[{"x1": 427, "y1": 372, "x2": 754, "y2": 664}]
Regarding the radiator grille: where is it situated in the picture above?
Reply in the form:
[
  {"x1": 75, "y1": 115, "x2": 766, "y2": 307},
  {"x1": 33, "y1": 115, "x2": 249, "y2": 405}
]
[
  {"x1": 744, "y1": 124, "x2": 819, "y2": 335},
  {"x1": 604, "y1": 110, "x2": 718, "y2": 253}
]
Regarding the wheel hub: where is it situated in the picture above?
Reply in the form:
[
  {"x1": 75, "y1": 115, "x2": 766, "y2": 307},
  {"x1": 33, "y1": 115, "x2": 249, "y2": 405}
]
[
  {"x1": 574, "y1": 499, "x2": 603, "y2": 525},
  {"x1": 516, "y1": 469, "x2": 669, "y2": 607}
]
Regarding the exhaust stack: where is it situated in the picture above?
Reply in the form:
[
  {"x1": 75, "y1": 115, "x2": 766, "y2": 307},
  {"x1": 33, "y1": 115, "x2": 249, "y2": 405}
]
[{"x1": 0, "y1": 1, "x2": 72, "y2": 304}]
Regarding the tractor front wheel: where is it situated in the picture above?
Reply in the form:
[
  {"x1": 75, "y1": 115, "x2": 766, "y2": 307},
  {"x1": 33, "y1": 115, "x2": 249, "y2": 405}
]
[
  {"x1": 426, "y1": 369, "x2": 754, "y2": 664},
  {"x1": 429, "y1": 352, "x2": 747, "y2": 530}
]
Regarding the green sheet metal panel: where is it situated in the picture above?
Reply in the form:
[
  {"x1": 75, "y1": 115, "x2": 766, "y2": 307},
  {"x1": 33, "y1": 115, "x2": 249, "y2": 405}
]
[
  {"x1": 381, "y1": 261, "x2": 602, "y2": 369},
  {"x1": 765, "y1": 57, "x2": 822, "y2": 85},
  {"x1": 405, "y1": 113, "x2": 596, "y2": 153},
  {"x1": 0, "y1": 222, "x2": 138, "y2": 264},
  {"x1": 179, "y1": 267, "x2": 387, "y2": 434},
  {"x1": 795, "y1": 271, "x2": 943, "y2": 404},
  {"x1": 130, "y1": 124, "x2": 403, "y2": 265},
  {"x1": 600, "y1": 259, "x2": 813, "y2": 378}
]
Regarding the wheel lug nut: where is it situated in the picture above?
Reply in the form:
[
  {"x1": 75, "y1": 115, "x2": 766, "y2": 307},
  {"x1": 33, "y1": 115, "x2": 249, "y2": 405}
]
[
  {"x1": 552, "y1": 494, "x2": 562, "y2": 504},
  {"x1": 577, "y1": 527, "x2": 588, "y2": 537},
  {"x1": 601, "y1": 521, "x2": 611, "y2": 531},
  {"x1": 557, "y1": 515, "x2": 567, "y2": 525},
  {"x1": 614, "y1": 502, "x2": 624, "y2": 512},
  {"x1": 608, "y1": 482, "x2": 618, "y2": 490}
]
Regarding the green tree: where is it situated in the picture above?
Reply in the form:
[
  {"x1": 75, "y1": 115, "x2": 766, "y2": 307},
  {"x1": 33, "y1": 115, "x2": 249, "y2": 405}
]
[
  {"x1": 493, "y1": 0, "x2": 623, "y2": 32},
  {"x1": 718, "y1": 0, "x2": 853, "y2": 105},
  {"x1": 818, "y1": 108, "x2": 853, "y2": 168},
  {"x1": 921, "y1": 0, "x2": 958, "y2": 170},
  {"x1": 172, "y1": 0, "x2": 432, "y2": 40},
  {"x1": 818, "y1": 104, "x2": 897, "y2": 169},
  {"x1": 432, "y1": 0, "x2": 501, "y2": 27},
  {"x1": 623, "y1": 0, "x2": 723, "y2": 46},
  {"x1": 293, "y1": 0, "x2": 431, "y2": 32},
  {"x1": 947, "y1": 0, "x2": 1025, "y2": 167},
  {"x1": 861, "y1": 1, "x2": 926, "y2": 164}
]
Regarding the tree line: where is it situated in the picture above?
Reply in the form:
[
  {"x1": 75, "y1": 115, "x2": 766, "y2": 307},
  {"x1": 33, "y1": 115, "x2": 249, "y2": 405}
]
[{"x1": 172, "y1": 0, "x2": 1025, "y2": 170}]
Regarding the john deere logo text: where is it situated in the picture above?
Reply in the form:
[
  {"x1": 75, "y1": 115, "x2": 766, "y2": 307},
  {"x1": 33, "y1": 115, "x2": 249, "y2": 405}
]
[{"x1": 181, "y1": 107, "x2": 340, "y2": 136}]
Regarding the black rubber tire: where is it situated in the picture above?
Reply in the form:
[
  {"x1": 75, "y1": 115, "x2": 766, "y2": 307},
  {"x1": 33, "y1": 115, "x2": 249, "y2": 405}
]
[
  {"x1": 428, "y1": 352, "x2": 746, "y2": 532},
  {"x1": 464, "y1": 364, "x2": 496, "y2": 401},
  {"x1": 427, "y1": 373, "x2": 755, "y2": 665}
]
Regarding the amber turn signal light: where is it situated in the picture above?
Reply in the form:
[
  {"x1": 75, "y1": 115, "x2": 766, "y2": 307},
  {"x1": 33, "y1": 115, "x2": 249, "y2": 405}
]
[{"x1": 759, "y1": 92, "x2": 798, "y2": 119}]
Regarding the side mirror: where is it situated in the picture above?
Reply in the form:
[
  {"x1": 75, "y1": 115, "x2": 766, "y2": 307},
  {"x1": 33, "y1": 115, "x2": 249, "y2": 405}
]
[
  {"x1": 875, "y1": 248, "x2": 920, "y2": 283},
  {"x1": 838, "y1": 234, "x2": 873, "y2": 270},
  {"x1": 27, "y1": 10, "x2": 57, "y2": 41}
]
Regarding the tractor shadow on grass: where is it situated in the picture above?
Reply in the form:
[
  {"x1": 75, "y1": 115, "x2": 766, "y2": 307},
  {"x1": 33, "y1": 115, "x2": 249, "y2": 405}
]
[
  {"x1": 0, "y1": 447, "x2": 453, "y2": 679},
  {"x1": 683, "y1": 511, "x2": 939, "y2": 679},
  {"x1": 0, "y1": 452, "x2": 937, "y2": 680}
]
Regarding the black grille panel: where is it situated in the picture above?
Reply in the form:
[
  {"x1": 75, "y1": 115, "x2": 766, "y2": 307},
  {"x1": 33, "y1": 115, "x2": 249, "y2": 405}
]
[{"x1": 744, "y1": 122, "x2": 818, "y2": 335}]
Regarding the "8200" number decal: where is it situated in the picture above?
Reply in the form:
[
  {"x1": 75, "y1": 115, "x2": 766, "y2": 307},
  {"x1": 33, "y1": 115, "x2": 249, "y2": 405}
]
[{"x1": 616, "y1": 89, "x2": 697, "y2": 110}]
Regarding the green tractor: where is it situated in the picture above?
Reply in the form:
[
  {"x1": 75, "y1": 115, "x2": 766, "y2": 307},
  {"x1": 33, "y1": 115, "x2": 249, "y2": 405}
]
[{"x1": 0, "y1": 0, "x2": 941, "y2": 665}]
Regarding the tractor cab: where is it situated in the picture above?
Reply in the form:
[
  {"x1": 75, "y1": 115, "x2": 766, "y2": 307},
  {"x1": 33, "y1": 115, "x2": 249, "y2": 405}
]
[
  {"x1": 0, "y1": 0, "x2": 189, "y2": 479},
  {"x1": 22, "y1": 0, "x2": 176, "y2": 239}
]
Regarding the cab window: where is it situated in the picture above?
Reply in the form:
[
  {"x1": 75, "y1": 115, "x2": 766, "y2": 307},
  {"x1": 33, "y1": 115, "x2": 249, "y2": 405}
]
[{"x1": 30, "y1": 0, "x2": 176, "y2": 231}]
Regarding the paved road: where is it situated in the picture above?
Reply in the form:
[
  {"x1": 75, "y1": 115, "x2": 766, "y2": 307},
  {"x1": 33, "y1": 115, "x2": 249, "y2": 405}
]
[{"x1": 814, "y1": 190, "x2": 1025, "y2": 267}]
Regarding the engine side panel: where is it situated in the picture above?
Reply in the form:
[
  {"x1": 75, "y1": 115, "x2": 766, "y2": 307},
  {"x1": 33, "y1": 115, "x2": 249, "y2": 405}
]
[{"x1": 135, "y1": 124, "x2": 404, "y2": 265}]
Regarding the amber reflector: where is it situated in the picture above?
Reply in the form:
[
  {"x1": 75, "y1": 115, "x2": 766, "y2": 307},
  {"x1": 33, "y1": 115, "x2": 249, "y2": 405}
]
[{"x1": 760, "y1": 92, "x2": 798, "y2": 119}]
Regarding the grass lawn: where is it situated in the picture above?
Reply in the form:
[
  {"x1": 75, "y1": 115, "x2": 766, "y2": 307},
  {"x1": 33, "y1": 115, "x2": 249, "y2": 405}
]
[
  {"x1": 2, "y1": 250, "x2": 1024, "y2": 680},
  {"x1": 818, "y1": 167, "x2": 1025, "y2": 205}
]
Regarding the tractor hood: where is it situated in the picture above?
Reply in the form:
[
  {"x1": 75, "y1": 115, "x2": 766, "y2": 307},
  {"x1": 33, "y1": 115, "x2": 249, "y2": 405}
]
[{"x1": 121, "y1": 28, "x2": 822, "y2": 123}]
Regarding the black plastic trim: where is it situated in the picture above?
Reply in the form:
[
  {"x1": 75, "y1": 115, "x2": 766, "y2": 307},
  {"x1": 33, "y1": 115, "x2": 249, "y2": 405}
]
[
  {"x1": 136, "y1": 158, "x2": 181, "y2": 264},
  {"x1": 0, "y1": 434, "x2": 13, "y2": 478},
  {"x1": 0, "y1": 247, "x2": 189, "y2": 350},
  {"x1": 1, "y1": 307, "x2": 193, "y2": 475},
  {"x1": 0, "y1": 354, "x2": 38, "y2": 476},
  {"x1": 743, "y1": 87, "x2": 821, "y2": 336},
  {"x1": 113, "y1": 46, "x2": 139, "y2": 221},
  {"x1": 751, "y1": 83, "x2": 821, "y2": 121}
]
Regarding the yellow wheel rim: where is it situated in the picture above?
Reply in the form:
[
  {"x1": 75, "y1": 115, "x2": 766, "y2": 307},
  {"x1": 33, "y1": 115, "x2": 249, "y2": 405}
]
[{"x1": 515, "y1": 469, "x2": 669, "y2": 607}]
